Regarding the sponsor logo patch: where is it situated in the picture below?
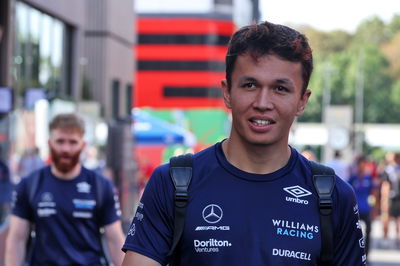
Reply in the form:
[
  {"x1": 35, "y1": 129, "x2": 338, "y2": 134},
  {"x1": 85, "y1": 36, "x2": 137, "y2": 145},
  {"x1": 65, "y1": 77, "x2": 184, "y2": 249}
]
[
  {"x1": 193, "y1": 238, "x2": 232, "y2": 253},
  {"x1": 128, "y1": 223, "x2": 136, "y2": 236},
  {"x1": 73, "y1": 211, "x2": 93, "y2": 218},
  {"x1": 359, "y1": 237, "x2": 365, "y2": 248},
  {"x1": 283, "y1": 186, "x2": 312, "y2": 205},
  {"x1": 354, "y1": 204, "x2": 359, "y2": 215},
  {"x1": 37, "y1": 208, "x2": 57, "y2": 217},
  {"x1": 272, "y1": 219, "x2": 319, "y2": 240},
  {"x1": 202, "y1": 204, "x2": 223, "y2": 224},
  {"x1": 77, "y1": 182, "x2": 91, "y2": 193},
  {"x1": 272, "y1": 248, "x2": 311, "y2": 261},
  {"x1": 73, "y1": 199, "x2": 96, "y2": 209}
]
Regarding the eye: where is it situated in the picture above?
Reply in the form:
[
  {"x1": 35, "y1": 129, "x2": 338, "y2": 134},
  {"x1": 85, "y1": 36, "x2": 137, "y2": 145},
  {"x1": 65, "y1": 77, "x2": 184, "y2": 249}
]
[
  {"x1": 69, "y1": 140, "x2": 78, "y2": 146},
  {"x1": 275, "y1": 86, "x2": 289, "y2": 93},
  {"x1": 242, "y1": 82, "x2": 256, "y2": 89}
]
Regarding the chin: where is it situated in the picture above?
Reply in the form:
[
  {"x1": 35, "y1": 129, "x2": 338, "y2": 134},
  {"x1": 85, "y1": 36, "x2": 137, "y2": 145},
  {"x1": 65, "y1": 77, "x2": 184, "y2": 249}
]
[
  {"x1": 53, "y1": 161, "x2": 79, "y2": 174},
  {"x1": 54, "y1": 164, "x2": 72, "y2": 173}
]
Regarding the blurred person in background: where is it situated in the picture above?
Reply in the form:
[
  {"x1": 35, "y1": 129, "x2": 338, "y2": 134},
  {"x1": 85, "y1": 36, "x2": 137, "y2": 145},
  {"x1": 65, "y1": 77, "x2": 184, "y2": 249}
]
[
  {"x1": 380, "y1": 152, "x2": 400, "y2": 248},
  {"x1": 5, "y1": 113, "x2": 125, "y2": 266},
  {"x1": 83, "y1": 145, "x2": 106, "y2": 175},
  {"x1": 348, "y1": 155, "x2": 377, "y2": 256},
  {"x1": 301, "y1": 149, "x2": 317, "y2": 161},
  {"x1": 121, "y1": 21, "x2": 366, "y2": 266},
  {"x1": 136, "y1": 156, "x2": 155, "y2": 197},
  {"x1": 0, "y1": 147, "x2": 12, "y2": 224},
  {"x1": 326, "y1": 150, "x2": 349, "y2": 181},
  {"x1": 17, "y1": 147, "x2": 44, "y2": 180}
]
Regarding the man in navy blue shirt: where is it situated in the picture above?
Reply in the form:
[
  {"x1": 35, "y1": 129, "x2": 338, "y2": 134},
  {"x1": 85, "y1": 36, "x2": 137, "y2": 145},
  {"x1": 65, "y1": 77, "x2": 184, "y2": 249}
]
[
  {"x1": 6, "y1": 113, "x2": 125, "y2": 266},
  {"x1": 122, "y1": 21, "x2": 366, "y2": 265},
  {"x1": 348, "y1": 155, "x2": 376, "y2": 256}
]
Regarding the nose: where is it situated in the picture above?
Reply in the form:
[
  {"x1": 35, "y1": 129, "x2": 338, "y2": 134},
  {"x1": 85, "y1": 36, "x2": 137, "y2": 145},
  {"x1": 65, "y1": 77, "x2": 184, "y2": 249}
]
[
  {"x1": 253, "y1": 88, "x2": 274, "y2": 110},
  {"x1": 59, "y1": 142, "x2": 73, "y2": 153}
]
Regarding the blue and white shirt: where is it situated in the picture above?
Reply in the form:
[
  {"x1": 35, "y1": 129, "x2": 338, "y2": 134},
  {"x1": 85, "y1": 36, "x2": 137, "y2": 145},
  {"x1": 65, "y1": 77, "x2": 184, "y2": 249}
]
[{"x1": 123, "y1": 142, "x2": 366, "y2": 265}]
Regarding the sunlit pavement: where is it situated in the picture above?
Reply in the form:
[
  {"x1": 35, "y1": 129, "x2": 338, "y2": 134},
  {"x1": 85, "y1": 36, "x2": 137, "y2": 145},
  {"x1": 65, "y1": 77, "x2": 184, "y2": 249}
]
[{"x1": 368, "y1": 219, "x2": 400, "y2": 266}]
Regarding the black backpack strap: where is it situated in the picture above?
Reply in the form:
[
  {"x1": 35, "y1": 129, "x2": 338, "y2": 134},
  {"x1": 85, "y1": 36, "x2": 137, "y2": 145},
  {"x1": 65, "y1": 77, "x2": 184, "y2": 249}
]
[
  {"x1": 92, "y1": 171, "x2": 112, "y2": 266},
  {"x1": 28, "y1": 168, "x2": 44, "y2": 207},
  {"x1": 167, "y1": 153, "x2": 193, "y2": 257},
  {"x1": 94, "y1": 173, "x2": 104, "y2": 212},
  {"x1": 310, "y1": 161, "x2": 336, "y2": 264},
  {"x1": 25, "y1": 168, "x2": 44, "y2": 264}
]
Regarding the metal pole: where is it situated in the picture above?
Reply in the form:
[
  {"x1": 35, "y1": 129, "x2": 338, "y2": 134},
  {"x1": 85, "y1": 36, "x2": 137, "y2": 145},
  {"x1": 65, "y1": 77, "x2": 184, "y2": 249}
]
[
  {"x1": 355, "y1": 54, "x2": 364, "y2": 154},
  {"x1": 322, "y1": 62, "x2": 332, "y2": 123}
]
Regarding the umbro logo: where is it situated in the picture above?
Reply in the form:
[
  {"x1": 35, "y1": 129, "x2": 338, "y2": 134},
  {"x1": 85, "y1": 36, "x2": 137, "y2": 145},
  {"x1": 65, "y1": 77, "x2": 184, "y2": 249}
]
[
  {"x1": 283, "y1": 186, "x2": 312, "y2": 205},
  {"x1": 284, "y1": 186, "x2": 312, "y2": 198}
]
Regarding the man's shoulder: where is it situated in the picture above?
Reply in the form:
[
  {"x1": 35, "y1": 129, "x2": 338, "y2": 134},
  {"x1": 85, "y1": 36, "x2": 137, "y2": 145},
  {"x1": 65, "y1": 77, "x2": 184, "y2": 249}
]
[
  {"x1": 80, "y1": 167, "x2": 113, "y2": 187},
  {"x1": 304, "y1": 159, "x2": 354, "y2": 198},
  {"x1": 20, "y1": 166, "x2": 48, "y2": 183}
]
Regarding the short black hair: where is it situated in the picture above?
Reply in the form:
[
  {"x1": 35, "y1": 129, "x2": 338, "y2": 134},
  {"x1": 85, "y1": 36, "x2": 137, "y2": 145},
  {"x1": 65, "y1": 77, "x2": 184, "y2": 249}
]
[{"x1": 225, "y1": 21, "x2": 313, "y2": 94}]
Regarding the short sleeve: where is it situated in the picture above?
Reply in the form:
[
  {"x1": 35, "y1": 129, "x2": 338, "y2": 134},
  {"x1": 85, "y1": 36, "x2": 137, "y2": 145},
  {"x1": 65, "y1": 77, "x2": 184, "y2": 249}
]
[
  {"x1": 11, "y1": 178, "x2": 34, "y2": 221},
  {"x1": 97, "y1": 177, "x2": 121, "y2": 226},
  {"x1": 122, "y1": 165, "x2": 174, "y2": 266},
  {"x1": 332, "y1": 179, "x2": 367, "y2": 265}
]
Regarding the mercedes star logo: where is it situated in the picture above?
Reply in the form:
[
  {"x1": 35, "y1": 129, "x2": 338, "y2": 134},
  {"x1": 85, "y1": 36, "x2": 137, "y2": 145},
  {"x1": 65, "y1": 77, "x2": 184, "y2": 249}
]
[{"x1": 202, "y1": 204, "x2": 223, "y2": 224}]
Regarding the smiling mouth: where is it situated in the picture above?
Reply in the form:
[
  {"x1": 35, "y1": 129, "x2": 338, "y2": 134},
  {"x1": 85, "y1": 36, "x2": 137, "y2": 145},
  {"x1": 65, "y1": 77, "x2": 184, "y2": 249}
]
[{"x1": 250, "y1": 119, "x2": 275, "y2": 126}]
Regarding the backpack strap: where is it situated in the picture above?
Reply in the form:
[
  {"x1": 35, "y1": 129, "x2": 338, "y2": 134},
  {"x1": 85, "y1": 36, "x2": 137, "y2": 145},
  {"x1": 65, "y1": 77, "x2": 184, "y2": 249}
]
[
  {"x1": 92, "y1": 171, "x2": 112, "y2": 266},
  {"x1": 28, "y1": 168, "x2": 44, "y2": 207},
  {"x1": 94, "y1": 172, "x2": 104, "y2": 212},
  {"x1": 26, "y1": 168, "x2": 44, "y2": 264},
  {"x1": 167, "y1": 153, "x2": 193, "y2": 257},
  {"x1": 310, "y1": 161, "x2": 336, "y2": 264}
]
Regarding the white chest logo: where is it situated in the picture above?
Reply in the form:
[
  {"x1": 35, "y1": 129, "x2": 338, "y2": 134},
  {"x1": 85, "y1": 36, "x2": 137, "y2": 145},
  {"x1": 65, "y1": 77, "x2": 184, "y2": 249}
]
[
  {"x1": 202, "y1": 204, "x2": 223, "y2": 224},
  {"x1": 283, "y1": 186, "x2": 312, "y2": 198},
  {"x1": 77, "y1": 182, "x2": 91, "y2": 193},
  {"x1": 283, "y1": 186, "x2": 312, "y2": 205},
  {"x1": 41, "y1": 192, "x2": 53, "y2": 202}
]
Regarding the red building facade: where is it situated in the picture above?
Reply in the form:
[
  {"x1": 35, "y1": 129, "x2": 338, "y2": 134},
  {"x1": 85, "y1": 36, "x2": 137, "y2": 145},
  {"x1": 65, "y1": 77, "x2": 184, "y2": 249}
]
[{"x1": 135, "y1": 15, "x2": 235, "y2": 109}]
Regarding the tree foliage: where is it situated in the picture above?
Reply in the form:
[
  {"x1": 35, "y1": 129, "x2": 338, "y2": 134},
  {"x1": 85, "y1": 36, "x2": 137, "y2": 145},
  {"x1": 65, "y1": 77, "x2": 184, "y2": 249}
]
[{"x1": 297, "y1": 14, "x2": 400, "y2": 124}]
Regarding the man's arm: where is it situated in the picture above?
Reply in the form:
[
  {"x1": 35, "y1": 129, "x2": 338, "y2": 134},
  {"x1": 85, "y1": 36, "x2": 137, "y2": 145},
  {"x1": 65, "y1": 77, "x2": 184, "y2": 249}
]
[
  {"x1": 122, "y1": 251, "x2": 161, "y2": 266},
  {"x1": 332, "y1": 180, "x2": 367, "y2": 265},
  {"x1": 103, "y1": 220, "x2": 125, "y2": 266},
  {"x1": 5, "y1": 215, "x2": 31, "y2": 266}
]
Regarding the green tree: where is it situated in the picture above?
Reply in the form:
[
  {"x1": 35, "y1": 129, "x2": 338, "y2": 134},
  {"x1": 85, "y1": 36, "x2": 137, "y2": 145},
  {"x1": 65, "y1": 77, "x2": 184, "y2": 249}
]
[{"x1": 353, "y1": 16, "x2": 389, "y2": 45}]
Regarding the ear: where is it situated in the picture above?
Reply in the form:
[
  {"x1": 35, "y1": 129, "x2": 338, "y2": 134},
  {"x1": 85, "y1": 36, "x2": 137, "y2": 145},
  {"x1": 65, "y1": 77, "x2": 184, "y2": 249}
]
[
  {"x1": 80, "y1": 139, "x2": 87, "y2": 151},
  {"x1": 296, "y1": 89, "x2": 311, "y2": 116},
  {"x1": 221, "y1": 79, "x2": 232, "y2": 109}
]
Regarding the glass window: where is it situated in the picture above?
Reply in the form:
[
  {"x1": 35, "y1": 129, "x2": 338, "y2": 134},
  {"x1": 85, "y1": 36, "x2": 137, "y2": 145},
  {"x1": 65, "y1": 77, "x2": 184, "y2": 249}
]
[
  {"x1": 39, "y1": 15, "x2": 52, "y2": 87},
  {"x1": 112, "y1": 80, "x2": 120, "y2": 119},
  {"x1": 13, "y1": 1, "x2": 68, "y2": 102}
]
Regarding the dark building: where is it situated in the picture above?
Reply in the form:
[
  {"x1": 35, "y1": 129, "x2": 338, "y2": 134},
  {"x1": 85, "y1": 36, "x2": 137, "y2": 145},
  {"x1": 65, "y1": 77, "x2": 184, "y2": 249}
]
[
  {"x1": 0, "y1": 0, "x2": 135, "y2": 157},
  {"x1": 0, "y1": 0, "x2": 134, "y2": 119}
]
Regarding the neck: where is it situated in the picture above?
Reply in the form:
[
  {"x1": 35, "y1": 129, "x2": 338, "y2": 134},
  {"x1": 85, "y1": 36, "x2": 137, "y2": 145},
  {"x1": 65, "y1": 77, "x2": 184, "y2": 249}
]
[
  {"x1": 222, "y1": 138, "x2": 291, "y2": 174},
  {"x1": 51, "y1": 163, "x2": 82, "y2": 180}
]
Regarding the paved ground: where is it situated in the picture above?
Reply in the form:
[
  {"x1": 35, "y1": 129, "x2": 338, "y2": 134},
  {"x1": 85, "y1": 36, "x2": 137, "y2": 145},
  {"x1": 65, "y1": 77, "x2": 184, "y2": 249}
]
[{"x1": 368, "y1": 219, "x2": 400, "y2": 266}]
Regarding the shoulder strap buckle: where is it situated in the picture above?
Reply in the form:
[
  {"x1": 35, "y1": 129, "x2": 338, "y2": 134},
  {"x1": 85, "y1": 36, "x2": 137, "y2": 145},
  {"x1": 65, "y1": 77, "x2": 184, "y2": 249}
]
[
  {"x1": 168, "y1": 153, "x2": 193, "y2": 258},
  {"x1": 310, "y1": 160, "x2": 336, "y2": 264}
]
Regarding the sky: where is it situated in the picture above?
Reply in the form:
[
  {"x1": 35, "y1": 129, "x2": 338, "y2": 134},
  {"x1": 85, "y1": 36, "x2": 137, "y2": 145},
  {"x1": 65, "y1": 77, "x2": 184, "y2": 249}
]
[{"x1": 260, "y1": 0, "x2": 400, "y2": 33}]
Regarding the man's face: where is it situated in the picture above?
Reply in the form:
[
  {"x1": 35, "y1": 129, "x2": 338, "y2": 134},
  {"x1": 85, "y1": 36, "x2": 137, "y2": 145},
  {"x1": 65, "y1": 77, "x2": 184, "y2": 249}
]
[
  {"x1": 48, "y1": 128, "x2": 85, "y2": 173},
  {"x1": 221, "y1": 53, "x2": 310, "y2": 147}
]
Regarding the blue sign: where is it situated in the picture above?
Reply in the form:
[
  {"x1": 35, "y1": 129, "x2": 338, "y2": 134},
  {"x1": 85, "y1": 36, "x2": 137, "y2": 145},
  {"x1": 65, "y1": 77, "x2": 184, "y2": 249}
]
[{"x1": 0, "y1": 87, "x2": 13, "y2": 113}]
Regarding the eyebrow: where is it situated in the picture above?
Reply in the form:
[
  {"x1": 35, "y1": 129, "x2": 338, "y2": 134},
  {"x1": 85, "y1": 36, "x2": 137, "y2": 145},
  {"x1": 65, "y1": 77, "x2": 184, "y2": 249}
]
[
  {"x1": 276, "y1": 78, "x2": 294, "y2": 87},
  {"x1": 238, "y1": 76, "x2": 257, "y2": 83},
  {"x1": 238, "y1": 76, "x2": 296, "y2": 89}
]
